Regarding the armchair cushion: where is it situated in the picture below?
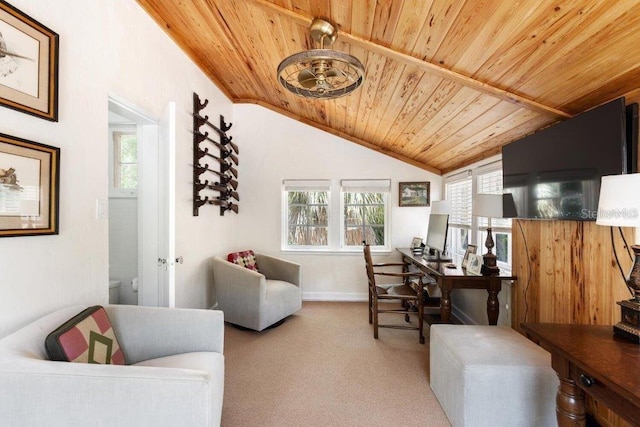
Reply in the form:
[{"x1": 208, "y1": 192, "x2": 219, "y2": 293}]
[
  {"x1": 227, "y1": 250, "x2": 260, "y2": 272},
  {"x1": 44, "y1": 306, "x2": 125, "y2": 365}
]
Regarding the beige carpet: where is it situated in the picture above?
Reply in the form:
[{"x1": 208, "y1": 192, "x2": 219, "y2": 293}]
[{"x1": 221, "y1": 301, "x2": 451, "y2": 426}]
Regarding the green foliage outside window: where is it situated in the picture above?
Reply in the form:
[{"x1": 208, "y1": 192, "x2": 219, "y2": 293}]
[
  {"x1": 287, "y1": 191, "x2": 328, "y2": 246},
  {"x1": 344, "y1": 192, "x2": 385, "y2": 246}
]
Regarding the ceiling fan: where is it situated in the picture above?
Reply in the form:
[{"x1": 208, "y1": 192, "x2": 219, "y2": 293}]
[{"x1": 277, "y1": 18, "x2": 365, "y2": 100}]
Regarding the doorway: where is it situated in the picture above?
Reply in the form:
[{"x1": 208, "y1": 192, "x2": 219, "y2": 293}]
[{"x1": 107, "y1": 98, "x2": 176, "y2": 307}]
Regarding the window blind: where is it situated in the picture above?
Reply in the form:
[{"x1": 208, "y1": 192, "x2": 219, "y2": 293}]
[
  {"x1": 341, "y1": 179, "x2": 391, "y2": 193},
  {"x1": 283, "y1": 180, "x2": 331, "y2": 192},
  {"x1": 446, "y1": 178, "x2": 472, "y2": 228}
]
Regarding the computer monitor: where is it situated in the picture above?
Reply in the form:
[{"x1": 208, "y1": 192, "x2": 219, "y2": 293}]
[{"x1": 424, "y1": 213, "x2": 451, "y2": 262}]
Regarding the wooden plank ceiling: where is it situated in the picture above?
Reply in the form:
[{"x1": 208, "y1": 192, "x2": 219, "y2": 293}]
[{"x1": 136, "y1": 0, "x2": 640, "y2": 174}]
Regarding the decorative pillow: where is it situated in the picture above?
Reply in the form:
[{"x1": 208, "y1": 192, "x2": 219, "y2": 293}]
[
  {"x1": 45, "y1": 306, "x2": 125, "y2": 365},
  {"x1": 227, "y1": 250, "x2": 260, "y2": 272}
]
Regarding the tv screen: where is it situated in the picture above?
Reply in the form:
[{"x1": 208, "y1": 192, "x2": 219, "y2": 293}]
[{"x1": 502, "y1": 97, "x2": 636, "y2": 221}]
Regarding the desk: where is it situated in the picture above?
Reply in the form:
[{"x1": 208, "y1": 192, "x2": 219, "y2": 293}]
[
  {"x1": 397, "y1": 248, "x2": 515, "y2": 325},
  {"x1": 521, "y1": 323, "x2": 640, "y2": 426}
]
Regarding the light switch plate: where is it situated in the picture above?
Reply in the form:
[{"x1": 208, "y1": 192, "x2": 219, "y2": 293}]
[{"x1": 96, "y1": 199, "x2": 107, "y2": 219}]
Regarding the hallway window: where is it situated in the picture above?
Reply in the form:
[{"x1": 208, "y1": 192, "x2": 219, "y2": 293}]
[{"x1": 112, "y1": 130, "x2": 137, "y2": 195}]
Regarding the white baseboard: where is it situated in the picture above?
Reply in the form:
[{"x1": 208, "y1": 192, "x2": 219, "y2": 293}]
[
  {"x1": 451, "y1": 306, "x2": 477, "y2": 325},
  {"x1": 302, "y1": 292, "x2": 368, "y2": 302}
]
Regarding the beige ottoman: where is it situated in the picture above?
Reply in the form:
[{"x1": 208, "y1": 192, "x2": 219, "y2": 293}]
[{"x1": 430, "y1": 325, "x2": 558, "y2": 427}]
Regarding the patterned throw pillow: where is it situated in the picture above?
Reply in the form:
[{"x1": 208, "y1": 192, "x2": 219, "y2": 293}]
[
  {"x1": 227, "y1": 250, "x2": 260, "y2": 272},
  {"x1": 45, "y1": 306, "x2": 125, "y2": 365}
]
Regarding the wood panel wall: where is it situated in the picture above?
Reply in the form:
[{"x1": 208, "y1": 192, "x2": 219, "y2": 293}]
[{"x1": 511, "y1": 219, "x2": 635, "y2": 427}]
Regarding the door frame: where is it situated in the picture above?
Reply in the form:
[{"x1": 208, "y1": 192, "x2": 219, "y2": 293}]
[{"x1": 108, "y1": 96, "x2": 173, "y2": 307}]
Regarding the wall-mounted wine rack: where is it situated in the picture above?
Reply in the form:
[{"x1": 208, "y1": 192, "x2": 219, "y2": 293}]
[{"x1": 192, "y1": 92, "x2": 239, "y2": 216}]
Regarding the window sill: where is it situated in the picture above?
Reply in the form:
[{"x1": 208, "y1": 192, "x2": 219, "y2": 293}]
[{"x1": 281, "y1": 248, "x2": 392, "y2": 256}]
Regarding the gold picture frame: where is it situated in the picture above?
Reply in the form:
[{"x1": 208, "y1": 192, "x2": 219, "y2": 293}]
[
  {"x1": 399, "y1": 181, "x2": 430, "y2": 207},
  {"x1": 0, "y1": 1, "x2": 59, "y2": 121},
  {"x1": 0, "y1": 132, "x2": 60, "y2": 236}
]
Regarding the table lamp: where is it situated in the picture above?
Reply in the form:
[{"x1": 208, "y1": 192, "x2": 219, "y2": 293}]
[
  {"x1": 472, "y1": 193, "x2": 517, "y2": 275},
  {"x1": 596, "y1": 173, "x2": 640, "y2": 343}
]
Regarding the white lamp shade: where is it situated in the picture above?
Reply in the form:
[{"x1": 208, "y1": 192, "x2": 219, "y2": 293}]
[
  {"x1": 472, "y1": 194, "x2": 504, "y2": 218},
  {"x1": 596, "y1": 173, "x2": 640, "y2": 227},
  {"x1": 431, "y1": 200, "x2": 451, "y2": 214}
]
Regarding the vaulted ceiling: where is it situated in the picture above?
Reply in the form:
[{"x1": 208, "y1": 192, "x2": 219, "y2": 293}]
[{"x1": 136, "y1": 0, "x2": 640, "y2": 174}]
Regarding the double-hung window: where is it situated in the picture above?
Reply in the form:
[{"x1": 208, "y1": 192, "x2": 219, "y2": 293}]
[
  {"x1": 282, "y1": 179, "x2": 390, "y2": 251},
  {"x1": 476, "y1": 168, "x2": 512, "y2": 269},
  {"x1": 445, "y1": 162, "x2": 512, "y2": 271},
  {"x1": 341, "y1": 180, "x2": 390, "y2": 250},
  {"x1": 110, "y1": 126, "x2": 138, "y2": 197},
  {"x1": 446, "y1": 174, "x2": 472, "y2": 258},
  {"x1": 283, "y1": 180, "x2": 330, "y2": 249}
]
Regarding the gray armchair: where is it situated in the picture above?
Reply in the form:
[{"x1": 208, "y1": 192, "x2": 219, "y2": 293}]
[{"x1": 211, "y1": 252, "x2": 302, "y2": 331}]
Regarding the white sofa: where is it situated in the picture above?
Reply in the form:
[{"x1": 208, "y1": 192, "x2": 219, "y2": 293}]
[{"x1": 0, "y1": 305, "x2": 225, "y2": 426}]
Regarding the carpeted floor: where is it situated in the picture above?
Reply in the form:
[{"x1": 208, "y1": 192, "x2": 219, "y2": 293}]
[{"x1": 221, "y1": 301, "x2": 451, "y2": 426}]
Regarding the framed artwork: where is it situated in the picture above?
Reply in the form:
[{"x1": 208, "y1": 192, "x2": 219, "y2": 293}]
[
  {"x1": 466, "y1": 253, "x2": 483, "y2": 276},
  {"x1": 461, "y1": 244, "x2": 478, "y2": 269},
  {"x1": 0, "y1": 1, "x2": 59, "y2": 121},
  {"x1": 0, "y1": 132, "x2": 59, "y2": 237},
  {"x1": 410, "y1": 237, "x2": 423, "y2": 249},
  {"x1": 399, "y1": 181, "x2": 430, "y2": 207}
]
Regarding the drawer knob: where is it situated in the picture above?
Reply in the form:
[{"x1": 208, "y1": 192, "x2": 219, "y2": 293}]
[{"x1": 580, "y1": 374, "x2": 595, "y2": 387}]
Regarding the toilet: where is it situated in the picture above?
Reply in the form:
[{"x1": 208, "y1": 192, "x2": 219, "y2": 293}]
[{"x1": 109, "y1": 280, "x2": 121, "y2": 304}]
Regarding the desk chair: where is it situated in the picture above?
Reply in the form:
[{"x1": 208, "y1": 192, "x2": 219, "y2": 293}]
[{"x1": 363, "y1": 243, "x2": 426, "y2": 344}]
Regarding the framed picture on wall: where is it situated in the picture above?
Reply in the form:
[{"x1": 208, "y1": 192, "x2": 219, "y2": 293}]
[
  {"x1": 399, "y1": 182, "x2": 430, "y2": 207},
  {"x1": 0, "y1": 1, "x2": 59, "y2": 121},
  {"x1": 461, "y1": 244, "x2": 478, "y2": 269},
  {"x1": 0, "y1": 132, "x2": 60, "y2": 237}
]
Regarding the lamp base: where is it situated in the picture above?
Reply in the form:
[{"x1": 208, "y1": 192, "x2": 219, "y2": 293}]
[
  {"x1": 613, "y1": 300, "x2": 640, "y2": 344},
  {"x1": 481, "y1": 252, "x2": 500, "y2": 276}
]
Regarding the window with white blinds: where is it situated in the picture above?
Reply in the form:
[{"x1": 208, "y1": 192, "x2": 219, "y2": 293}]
[
  {"x1": 447, "y1": 177, "x2": 472, "y2": 228},
  {"x1": 445, "y1": 175, "x2": 472, "y2": 257},
  {"x1": 477, "y1": 169, "x2": 511, "y2": 229},
  {"x1": 444, "y1": 161, "x2": 513, "y2": 271}
]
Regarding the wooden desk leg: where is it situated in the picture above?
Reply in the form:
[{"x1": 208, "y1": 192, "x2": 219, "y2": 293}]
[
  {"x1": 556, "y1": 377, "x2": 586, "y2": 427},
  {"x1": 487, "y1": 289, "x2": 500, "y2": 325},
  {"x1": 440, "y1": 288, "x2": 452, "y2": 324}
]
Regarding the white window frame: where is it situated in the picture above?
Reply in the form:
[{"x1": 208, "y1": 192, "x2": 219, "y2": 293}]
[
  {"x1": 281, "y1": 179, "x2": 391, "y2": 253},
  {"x1": 444, "y1": 160, "x2": 512, "y2": 273},
  {"x1": 340, "y1": 180, "x2": 391, "y2": 251},
  {"x1": 109, "y1": 125, "x2": 138, "y2": 198},
  {"x1": 282, "y1": 180, "x2": 331, "y2": 251}
]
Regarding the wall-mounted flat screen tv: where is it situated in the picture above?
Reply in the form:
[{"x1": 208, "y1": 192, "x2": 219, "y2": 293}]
[{"x1": 502, "y1": 97, "x2": 638, "y2": 221}]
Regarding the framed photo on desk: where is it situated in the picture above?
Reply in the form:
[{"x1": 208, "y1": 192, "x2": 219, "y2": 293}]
[
  {"x1": 462, "y1": 244, "x2": 477, "y2": 269},
  {"x1": 466, "y1": 253, "x2": 483, "y2": 275}
]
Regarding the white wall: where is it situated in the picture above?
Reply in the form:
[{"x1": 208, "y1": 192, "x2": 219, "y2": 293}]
[
  {"x1": 0, "y1": 0, "x2": 445, "y2": 338},
  {"x1": 108, "y1": 198, "x2": 137, "y2": 305},
  {"x1": 231, "y1": 105, "x2": 442, "y2": 300},
  {"x1": 0, "y1": 0, "x2": 233, "y2": 338}
]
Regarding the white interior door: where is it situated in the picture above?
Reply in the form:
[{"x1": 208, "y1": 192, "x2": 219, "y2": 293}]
[{"x1": 158, "y1": 102, "x2": 176, "y2": 307}]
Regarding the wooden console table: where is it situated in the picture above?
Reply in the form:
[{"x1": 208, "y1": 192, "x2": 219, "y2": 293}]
[
  {"x1": 397, "y1": 248, "x2": 515, "y2": 325},
  {"x1": 521, "y1": 323, "x2": 640, "y2": 426}
]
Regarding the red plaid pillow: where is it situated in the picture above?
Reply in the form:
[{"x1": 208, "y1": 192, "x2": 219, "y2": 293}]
[
  {"x1": 227, "y1": 250, "x2": 260, "y2": 272},
  {"x1": 45, "y1": 306, "x2": 125, "y2": 365}
]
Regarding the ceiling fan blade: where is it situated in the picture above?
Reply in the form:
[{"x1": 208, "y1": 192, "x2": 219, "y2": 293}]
[{"x1": 298, "y1": 68, "x2": 318, "y2": 89}]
